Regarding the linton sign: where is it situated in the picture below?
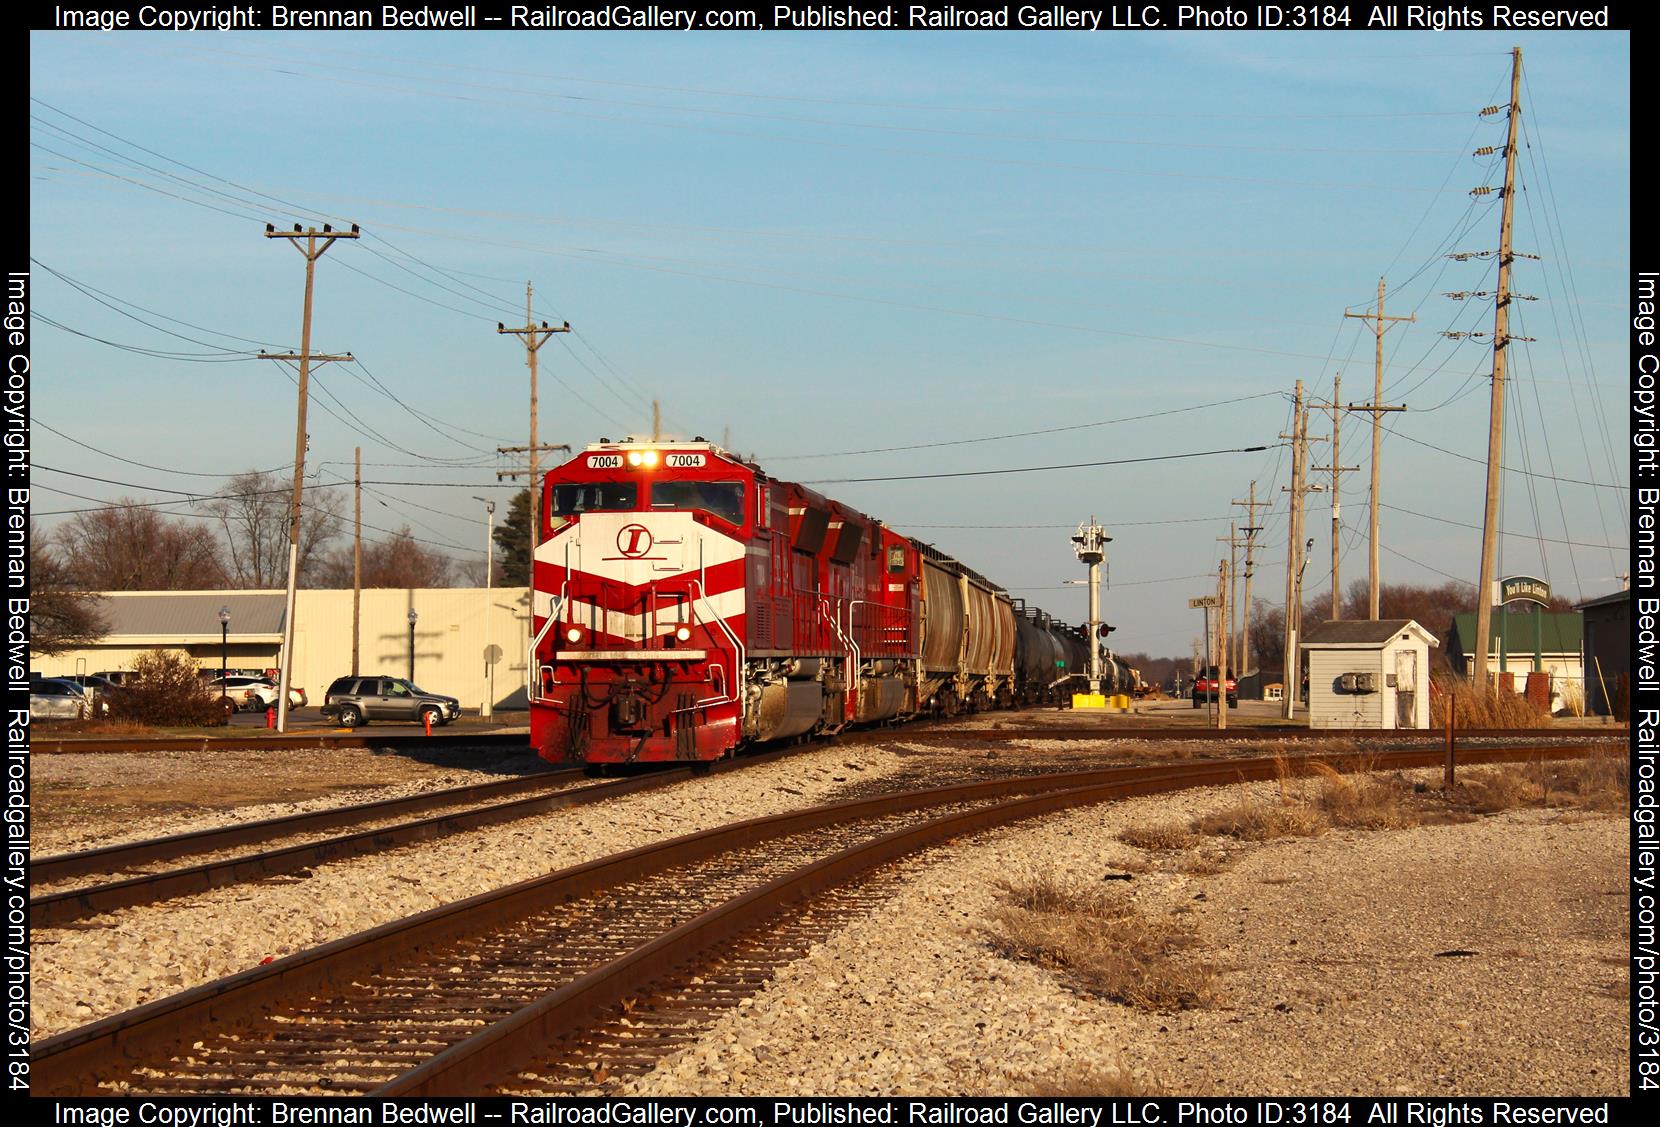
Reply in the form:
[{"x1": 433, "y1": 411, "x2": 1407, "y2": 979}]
[{"x1": 1499, "y1": 575, "x2": 1552, "y2": 606}]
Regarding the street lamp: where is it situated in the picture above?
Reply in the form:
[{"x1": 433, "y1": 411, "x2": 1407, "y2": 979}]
[
  {"x1": 407, "y1": 608, "x2": 419, "y2": 682},
  {"x1": 218, "y1": 606, "x2": 230, "y2": 699},
  {"x1": 473, "y1": 496, "x2": 497, "y2": 720}
]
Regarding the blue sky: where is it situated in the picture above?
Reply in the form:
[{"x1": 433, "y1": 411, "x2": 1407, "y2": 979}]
[{"x1": 28, "y1": 28, "x2": 1631, "y2": 657}]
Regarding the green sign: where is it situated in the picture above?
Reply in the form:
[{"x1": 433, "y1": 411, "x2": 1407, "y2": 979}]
[{"x1": 1500, "y1": 575, "x2": 1551, "y2": 606}]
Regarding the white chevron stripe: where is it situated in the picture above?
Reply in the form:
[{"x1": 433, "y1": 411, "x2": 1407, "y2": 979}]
[{"x1": 555, "y1": 587, "x2": 746, "y2": 642}]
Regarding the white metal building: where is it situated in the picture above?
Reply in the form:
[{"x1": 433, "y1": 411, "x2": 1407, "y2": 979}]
[
  {"x1": 30, "y1": 587, "x2": 533, "y2": 714},
  {"x1": 1300, "y1": 619, "x2": 1437, "y2": 730}
]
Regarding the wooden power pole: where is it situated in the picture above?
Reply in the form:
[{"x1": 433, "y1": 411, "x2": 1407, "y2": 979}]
[
  {"x1": 1313, "y1": 374, "x2": 1359, "y2": 620},
  {"x1": 260, "y1": 221, "x2": 357, "y2": 732},
  {"x1": 1232, "y1": 481, "x2": 1267, "y2": 674},
  {"x1": 1473, "y1": 47, "x2": 1526, "y2": 690},
  {"x1": 497, "y1": 283, "x2": 571, "y2": 584},
  {"x1": 1344, "y1": 280, "x2": 1413, "y2": 620},
  {"x1": 352, "y1": 445, "x2": 361, "y2": 677}
]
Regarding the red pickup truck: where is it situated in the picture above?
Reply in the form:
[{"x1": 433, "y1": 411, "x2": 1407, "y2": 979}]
[{"x1": 1192, "y1": 667, "x2": 1237, "y2": 708}]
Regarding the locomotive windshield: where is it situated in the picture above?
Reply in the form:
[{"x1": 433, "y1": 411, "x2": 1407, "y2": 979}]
[
  {"x1": 550, "y1": 482, "x2": 639, "y2": 516},
  {"x1": 649, "y1": 480, "x2": 745, "y2": 526}
]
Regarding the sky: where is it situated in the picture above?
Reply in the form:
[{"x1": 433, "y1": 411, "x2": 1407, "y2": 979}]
[{"x1": 26, "y1": 24, "x2": 1632, "y2": 659}]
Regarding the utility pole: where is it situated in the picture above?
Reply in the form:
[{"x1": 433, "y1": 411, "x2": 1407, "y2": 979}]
[
  {"x1": 1344, "y1": 279, "x2": 1413, "y2": 619},
  {"x1": 1280, "y1": 384, "x2": 1326, "y2": 719},
  {"x1": 1473, "y1": 47, "x2": 1525, "y2": 690},
  {"x1": 352, "y1": 446, "x2": 361, "y2": 677},
  {"x1": 496, "y1": 283, "x2": 571, "y2": 588},
  {"x1": 1313, "y1": 374, "x2": 1360, "y2": 620},
  {"x1": 1281, "y1": 382, "x2": 1304, "y2": 720},
  {"x1": 1232, "y1": 481, "x2": 1267, "y2": 675},
  {"x1": 260, "y1": 221, "x2": 357, "y2": 733},
  {"x1": 1217, "y1": 556, "x2": 1229, "y2": 731},
  {"x1": 1217, "y1": 523, "x2": 1249, "y2": 673},
  {"x1": 652, "y1": 399, "x2": 662, "y2": 442}
]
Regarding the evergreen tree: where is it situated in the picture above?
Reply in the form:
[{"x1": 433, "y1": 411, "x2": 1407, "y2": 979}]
[{"x1": 492, "y1": 489, "x2": 534, "y2": 586}]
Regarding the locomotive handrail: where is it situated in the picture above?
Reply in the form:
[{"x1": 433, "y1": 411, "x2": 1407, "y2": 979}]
[{"x1": 526, "y1": 541, "x2": 572, "y2": 707}]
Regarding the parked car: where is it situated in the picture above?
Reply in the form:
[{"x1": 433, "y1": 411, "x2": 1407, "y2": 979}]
[
  {"x1": 206, "y1": 675, "x2": 306, "y2": 711},
  {"x1": 92, "y1": 671, "x2": 132, "y2": 687},
  {"x1": 320, "y1": 676, "x2": 461, "y2": 728},
  {"x1": 30, "y1": 678, "x2": 94, "y2": 720},
  {"x1": 1192, "y1": 666, "x2": 1238, "y2": 708}
]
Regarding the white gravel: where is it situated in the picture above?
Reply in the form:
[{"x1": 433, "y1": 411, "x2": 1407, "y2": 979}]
[
  {"x1": 29, "y1": 746, "x2": 910, "y2": 1037},
  {"x1": 621, "y1": 779, "x2": 1628, "y2": 1097}
]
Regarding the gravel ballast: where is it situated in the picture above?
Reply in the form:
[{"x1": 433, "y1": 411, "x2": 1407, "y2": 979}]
[{"x1": 29, "y1": 742, "x2": 1628, "y2": 1095}]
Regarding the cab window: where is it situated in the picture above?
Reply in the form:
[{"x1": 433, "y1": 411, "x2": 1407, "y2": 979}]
[
  {"x1": 550, "y1": 482, "x2": 638, "y2": 516},
  {"x1": 649, "y1": 481, "x2": 745, "y2": 526}
]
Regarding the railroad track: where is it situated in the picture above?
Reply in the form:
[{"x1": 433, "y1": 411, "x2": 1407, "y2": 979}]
[
  {"x1": 29, "y1": 730, "x2": 530, "y2": 755},
  {"x1": 31, "y1": 753, "x2": 778, "y2": 927},
  {"x1": 895, "y1": 723, "x2": 1622, "y2": 743},
  {"x1": 33, "y1": 741, "x2": 1610, "y2": 1097}
]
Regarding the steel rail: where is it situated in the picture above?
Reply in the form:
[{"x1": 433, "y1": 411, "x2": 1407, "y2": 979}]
[
  {"x1": 29, "y1": 731, "x2": 529, "y2": 755},
  {"x1": 31, "y1": 768, "x2": 581, "y2": 885},
  {"x1": 379, "y1": 741, "x2": 1611, "y2": 1094},
  {"x1": 31, "y1": 742, "x2": 1605, "y2": 1096},
  {"x1": 897, "y1": 724, "x2": 1623, "y2": 743},
  {"x1": 31, "y1": 749, "x2": 783, "y2": 928}
]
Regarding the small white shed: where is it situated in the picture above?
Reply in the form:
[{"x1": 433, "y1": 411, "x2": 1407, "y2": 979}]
[{"x1": 1300, "y1": 619, "x2": 1437, "y2": 730}]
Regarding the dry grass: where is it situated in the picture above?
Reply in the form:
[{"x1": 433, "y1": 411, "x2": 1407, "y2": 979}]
[
  {"x1": 1118, "y1": 823, "x2": 1199, "y2": 851},
  {"x1": 1430, "y1": 676, "x2": 1551, "y2": 729},
  {"x1": 1452, "y1": 751, "x2": 1629, "y2": 816},
  {"x1": 1191, "y1": 793, "x2": 1329, "y2": 840},
  {"x1": 986, "y1": 870, "x2": 1220, "y2": 1011},
  {"x1": 1191, "y1": 760, "x2": 1424, "y2": 840}
]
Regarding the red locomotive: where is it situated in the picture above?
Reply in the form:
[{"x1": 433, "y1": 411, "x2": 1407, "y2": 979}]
[{"x1": 529, "y1": 438, "x2": 1113, "y2": 765}]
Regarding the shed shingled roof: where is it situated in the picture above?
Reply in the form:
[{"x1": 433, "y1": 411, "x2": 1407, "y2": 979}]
[{"x1": 1300, "y1": 619, "x2": 1434, "y2": 647}]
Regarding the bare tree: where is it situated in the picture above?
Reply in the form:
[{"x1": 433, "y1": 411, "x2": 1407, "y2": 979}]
[
  {"x1": 204, "y1": 470, "x2": 342, "y2": 589},
  {"x1": 54, "y1": 503, "x2": 225, "y2": 590},
  {"x1": 28, "y1": 523, "x2": 107, "y2": 654},
  {"x1": 316, "y1": 526, "x2": 455, "y2": 589}
]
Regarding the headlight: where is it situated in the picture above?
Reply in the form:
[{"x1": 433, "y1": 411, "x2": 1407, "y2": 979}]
[
  {"x1": 642, "y1": 450, "x2": 659, "y2": 466},
  {"x1": 674, "y1": 625, "x2": 692, "y2": 642},
  {"x1": 627, "y1": 451, "x2": 642, "y2": 466},
  {"x1": 564, "y1": 625, "x2": 583, "y2": 645}
]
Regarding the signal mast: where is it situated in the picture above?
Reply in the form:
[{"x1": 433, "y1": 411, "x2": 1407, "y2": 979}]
[{"x1": 1070, "y1": 518, "x2": 1112, "y2": 709}]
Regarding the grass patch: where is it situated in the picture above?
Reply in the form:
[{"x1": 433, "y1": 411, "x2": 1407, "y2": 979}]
[
  {"x1": 1117, "y1": 823, "x2": 1198, "y2": 851},
  {"x1": 1430, "y1": 676, "x2": 1551, "y2": 729},
  {"x1": 986, "y1": 869, "x2": 1220, "y2": 1012}
]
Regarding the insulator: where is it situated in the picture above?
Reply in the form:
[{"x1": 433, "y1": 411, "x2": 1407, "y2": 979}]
[
  {"x1": 1472, "y1": 146, "x2": 1499, "y2": 157},
  {"x1": 1479, "y1": 103, "x2": 1508, "y2": 117},
  {"x1": 1516, "y1": 294, "x2": 1538, "y2": 301},
  {"x1": 1443, "y1": 292, "x2": 1470, "y2": 300},
  {"x1": 1517, "y1": 252, "x2": 1541, "y2": 261},
  {"x1": 1469, "y1": 186, "x2": 1493, "y2": 197}
]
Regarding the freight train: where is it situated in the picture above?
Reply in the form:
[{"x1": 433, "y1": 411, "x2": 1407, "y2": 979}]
[{"x1": 529, "y1": 438, "x2": 1130, "y2": 765}]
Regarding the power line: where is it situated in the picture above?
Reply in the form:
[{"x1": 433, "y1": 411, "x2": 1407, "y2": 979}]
[
  {"x1": 768, "y1": 392, "x2": 1282, "y2": 461},
  {"x1": 806, "y1": 445, "x2": 1269, "y2": 485}
]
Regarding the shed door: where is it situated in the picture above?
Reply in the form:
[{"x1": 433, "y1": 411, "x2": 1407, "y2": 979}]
[{"x1": 1395, "y1": 648, "x2": 1418, "y2": 729}]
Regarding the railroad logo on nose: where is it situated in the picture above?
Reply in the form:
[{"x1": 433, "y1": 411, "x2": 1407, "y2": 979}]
[{"x1": 616, "y1": 524, "x2": 654, "y2": 558}]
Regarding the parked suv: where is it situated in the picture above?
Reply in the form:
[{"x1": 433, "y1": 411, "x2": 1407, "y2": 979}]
[
  {"x1": 1192, "y1": 666, "x2": 1238, "y2": 708},
  {"x1": 320, "y1": 676, "x2": 461, "y2": 728}
]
